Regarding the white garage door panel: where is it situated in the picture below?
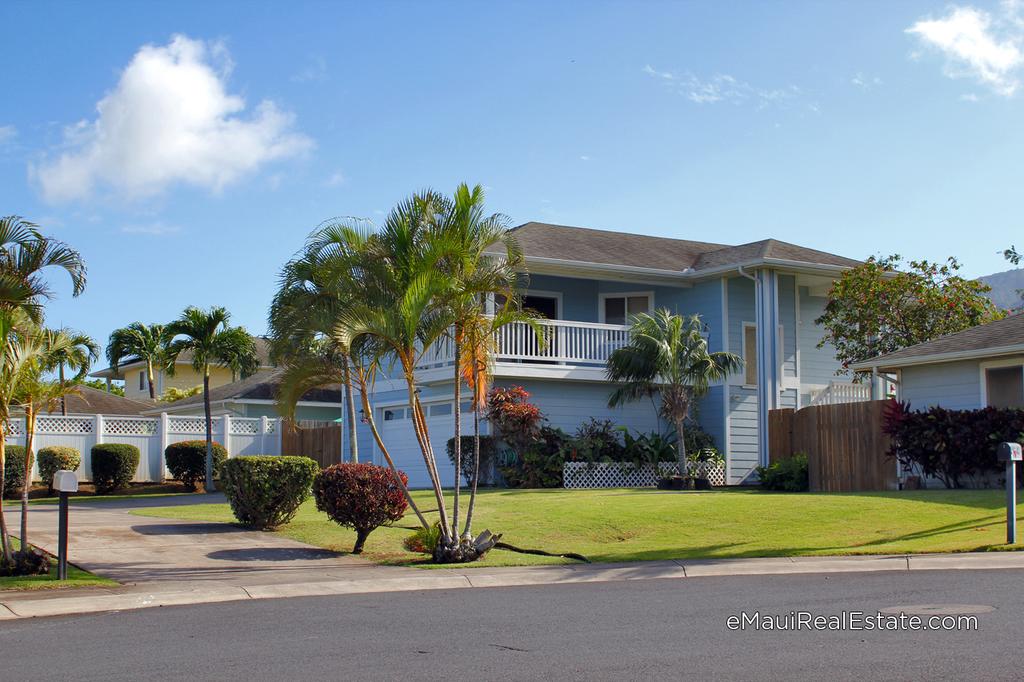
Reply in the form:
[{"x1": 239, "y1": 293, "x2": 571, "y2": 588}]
[{"x1": 378, "y1": 403, "x2": 473, "y2": 489}]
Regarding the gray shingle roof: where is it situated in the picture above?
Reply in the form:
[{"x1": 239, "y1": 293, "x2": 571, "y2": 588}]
[
  {"x1": 855, "y1": 312, "x2": 1024, "y2": 369},
  {"x1": 490, "y1": 222, "x2": 859, "y2": 273},
  {"x1": 42, "y1": 385, "x2": 156, "y2": 416},
  {"x1": 156, "y1": 369, "x2": 341, "y2": 409}
]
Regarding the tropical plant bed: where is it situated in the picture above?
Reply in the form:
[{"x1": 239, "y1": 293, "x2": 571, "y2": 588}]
[
  {"x1": 0, "y1": 541, "x2": 116, "y2": 591},
  {"x1": 132, "y1": 488, "x2": 1024, "y2": 568}
]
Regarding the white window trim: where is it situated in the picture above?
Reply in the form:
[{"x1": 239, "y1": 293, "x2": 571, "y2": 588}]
[
  {"x1": 979, "y1": 357, "x2": 1024, "y2": 408},
  {"x1": 597, "y1": 291, "x2": 654, "y2": 324},
  {"x1": 522, "y1": 289, "x2": 563, "y2": 320}
]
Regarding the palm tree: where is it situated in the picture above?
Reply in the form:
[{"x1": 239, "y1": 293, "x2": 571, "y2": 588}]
[
  {"x1": 166, "y1": 307, "x2": 258, "y2": 492},
  {"x1": 269, "y1": 218, "x2": 429, "y2": 527},
  {"x1": 106, "y1": 323, "x2": 169, "y2": 400},
  {"x1": 48, "y1": 328, "x2": 98, "y2": 415},
  {"x1": 16, "y1": 327, "x2": 84, "y2": 549},
  {"x1": 606, "y1": 311, "x2": 743, "y2": 472},
  {"x1": 0, "y1": 217, "x2": 86, "y2": 568},
  {"x1": 432, "y1": 183, "x2": 525, "y2": 541}
]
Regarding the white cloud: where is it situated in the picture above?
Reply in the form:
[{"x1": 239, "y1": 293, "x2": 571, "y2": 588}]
[
  {"x1": 643, "y1": 65, "x2": 801, "y2": 109},
  {"x1": 35, "y1": 34, "x2": 313, "y2": 202},
  {"x1": 292, "y1": 55, "x2": 328, "y2": 83},
  {"x1": 579, "y1": 155, "x2": 590, "y2": 161},
  {"x1": 121, "y1": 222, "x2": 180, "y2": 236},
  {"x1": 906, "y1": 6, "x2": 1023, "y2": 96},
  {"x1": 851, "y1": 72, "x2": 883, "y2": 89},
  {"x1": 0, "y1": 125, "x2": 16, "y2": 145},
  {"x1": 325, "y1": 170, "x2": 346, "y2": 186},
  {"x1": 961, "y1": 92, "x2": 981, "y2": 101}
]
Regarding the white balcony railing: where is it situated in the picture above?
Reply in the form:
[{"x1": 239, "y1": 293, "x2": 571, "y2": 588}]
[
  {"x1": 415, "y1": 319, "x2": 631, "y2": 370},
  {"x1": 808, "y1": 381, "x2": 871, "y2": 407}
]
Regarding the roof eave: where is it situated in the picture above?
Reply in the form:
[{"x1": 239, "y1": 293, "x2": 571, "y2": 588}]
[{"x1": 850, "y1": 343, "x2": 1024, "y2": 372}]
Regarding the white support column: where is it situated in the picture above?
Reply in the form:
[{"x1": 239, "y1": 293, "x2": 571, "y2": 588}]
[
  {"x1": 755, "y1": 268, "x2": 781, "y2": 468},
  {"x1": 95, "y1": 414, "x2": 105, "y2": 446},
  {"x1": 276, "y1": 418, "x2": 283, "y2": 455},
  {"x1": 160, "y1": 412, "x2": 170, "y2": 478},
  {"x1": 223, "y1": 415, "x2": 231, "y2": 455}
]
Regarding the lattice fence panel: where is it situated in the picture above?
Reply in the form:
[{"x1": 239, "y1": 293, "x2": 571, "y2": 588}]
[
  {"x1": 104, "y1": 418, "x2": 158, "y2": 436},
  {"x1": 168, "y1": 417, "x2": 222, "y2": 435},
  {"x1": 563, "y1": 462, "x2": 727, "y2": 489},
  {"x1": 5, "y1": 419, "x2": 24, "y2": 436},
  {"x1": 264, "y1": 420, "x2": 277, "y2": 435},
  {"x1": 37, "y1": 416, "x2": 94, "y2": 434},
  {"x1": 230, "y1": 418, "x2": 260, "y2": 435}
]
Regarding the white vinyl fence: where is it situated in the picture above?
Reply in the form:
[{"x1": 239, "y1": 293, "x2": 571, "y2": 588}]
[{"x1": 5, "y1": 414, "x2": 282, "y2": 483}]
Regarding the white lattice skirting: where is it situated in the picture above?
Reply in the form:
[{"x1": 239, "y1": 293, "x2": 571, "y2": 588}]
[{"x1": 563, "y1": 461, "x2": 727, "y2": 489}]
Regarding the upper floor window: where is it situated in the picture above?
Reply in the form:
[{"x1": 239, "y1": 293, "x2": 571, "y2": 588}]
[
  {"x1": 601, "y1": 293, "x2": 652, "y2": 325},
  {"x1": 985, "y1": 366, "x2": 1024, "y2": 408},
  {"x1": 743, "y1": 324, "x2": 758, "y2": 386},
  {"x1": 139, "y1": 370, "x2": 146, "y2": 392}
]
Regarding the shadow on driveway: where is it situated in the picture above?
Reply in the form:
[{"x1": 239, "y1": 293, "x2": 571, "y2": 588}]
[
  {"x1": 130, "y1": 523, "x2": 248, "y2": 536},
  {"x1": 206, "y1": 548, "x2": 343, "y2": 562}
]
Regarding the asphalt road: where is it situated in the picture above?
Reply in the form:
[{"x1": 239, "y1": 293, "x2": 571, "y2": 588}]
[{"x1": 1, "y1": 568, "x2": 1019, "y2": 681}]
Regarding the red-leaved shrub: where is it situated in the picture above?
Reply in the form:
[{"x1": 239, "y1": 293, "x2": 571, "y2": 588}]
[{"x1": 313, "y1": 463, "x2": 409, "y2": 554}]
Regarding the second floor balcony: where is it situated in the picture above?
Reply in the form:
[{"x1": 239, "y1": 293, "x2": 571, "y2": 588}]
[{"x1": 415, "y1": 318, "x2": 631, "y2": 381}]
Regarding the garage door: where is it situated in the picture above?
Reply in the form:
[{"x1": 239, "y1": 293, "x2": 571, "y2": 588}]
[{"x1": 377, "y1": 401, "x2": 474, "y2": 489}]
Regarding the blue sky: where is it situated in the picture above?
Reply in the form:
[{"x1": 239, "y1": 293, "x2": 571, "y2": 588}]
[{"x1": 1, "y1": 0, "x2": 1022, "y2": 360}]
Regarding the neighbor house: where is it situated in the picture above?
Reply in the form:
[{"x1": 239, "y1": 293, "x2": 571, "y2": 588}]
[
  {"x1": 360, "y1": 222, "x2": 860, "y2": 487},
  {"x1": 140, "y1": 368, "x2": 344, "y2": 423},
  {"x1": 851, "y1": 312, "x2": 1024, "y2": 410},
  {"x1": 89, "y1": 338, "x2": 275, "y2": 401}
]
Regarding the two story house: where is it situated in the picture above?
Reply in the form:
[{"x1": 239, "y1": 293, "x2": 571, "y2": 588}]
[{"x1": 361, "y1": 222, "x2": 860, "y2": 488}]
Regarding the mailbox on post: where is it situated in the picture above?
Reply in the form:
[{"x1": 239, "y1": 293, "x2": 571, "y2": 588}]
[
  {"x1": 53, "y1": 470, "x2": 77, "y2": 580},
  {"x1": 998, "y1": 443, "x2": 1022, "y2": 545}
]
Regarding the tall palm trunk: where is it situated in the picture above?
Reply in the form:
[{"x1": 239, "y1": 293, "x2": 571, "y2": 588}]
[
  {"x1": 20, "y1": 405, "x2": 34, "y2": 549},
  {"x1": 674, "y1": 416, "x2": 688, "y2": 476},
  {"x1": 462, "y1": 399, "x2": 482, "y2": 540},
  {"x1": 203, "y1": 368, "x2": 215, "y2": 492},
  {"x1": 341, "y1": 355, "x2": 358, "y2": 463},
  {"x1": 146, "y1": 360, "x2": 157, "y2": 400},
  {"x1": 0, "y1": 428, "x2": 11, "y2": 565},
  {"x1": 354, "y1": 369, "x2": 428, "y2": 528},
  {"x1": 452, "y1": 327, "x2": 462, "y2": 537},
  {"x1": 403, "y1": 364, "x2": 451, "y2": 540},
  {"x1": 59, "y1": 365, "x2": 67, "y2": 416}
]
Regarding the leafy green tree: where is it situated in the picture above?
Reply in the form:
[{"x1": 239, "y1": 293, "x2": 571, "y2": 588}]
[
  {"x1": 816, "y1": 255, "x2": 1004, "y2": 373},
  {"x1": 606, "y1": 311, "x2": 742, "y2": 472},
  {"x1": 106, "y1": 322, "x2": 170, "y2": 400},
  {"x1": 79, "y1": 378, "x2": 125, "y2": 396},
  {"x1": 166, "y1": 307, "x2": 258, "y2": 492}
]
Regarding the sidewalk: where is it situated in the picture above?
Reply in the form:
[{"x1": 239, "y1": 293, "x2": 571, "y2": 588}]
[{"x1": 5, "y1": 549, "x2": 1024, "y2": 620}]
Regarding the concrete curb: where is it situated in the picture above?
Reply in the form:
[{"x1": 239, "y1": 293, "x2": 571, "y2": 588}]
[{"x1": 4, "y1": 551, "x2": 1024, "y2": 620}]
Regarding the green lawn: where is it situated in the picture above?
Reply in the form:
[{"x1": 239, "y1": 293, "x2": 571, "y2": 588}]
[{"x1": 131, "y1": 488, "x2": 1024, "y2": 568}]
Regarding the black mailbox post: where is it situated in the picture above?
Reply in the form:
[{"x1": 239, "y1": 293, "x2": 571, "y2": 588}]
[{"x1": 997, "y1": 443, "x2": 1022, "y2": 545}]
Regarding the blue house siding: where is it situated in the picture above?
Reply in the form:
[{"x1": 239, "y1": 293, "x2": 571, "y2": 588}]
[
  {"x1": 900, "y1": 361, "x2": 982, "y2": 410},
  {"x1": 698, "y1": 385, "x2": 726, "y2": 453},
  {"x1": 495, "y1": 378, "x2": 662, "y2": 437},
  {"x1": 798, "y1": 287, "x2": 837, "y2": 397},
  {"x1": 727, "y1": 385, "x2": 758, "y2": 483}
]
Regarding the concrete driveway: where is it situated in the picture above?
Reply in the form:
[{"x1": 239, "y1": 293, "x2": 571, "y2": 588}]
[{"x1": 8, "y1": 494, "x2": 417, "y2": 587}]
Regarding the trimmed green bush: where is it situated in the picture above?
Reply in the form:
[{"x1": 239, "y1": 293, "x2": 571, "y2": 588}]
[
  {"x1": 91, "y1": 443, "x2": 140, "y2": 494},
  {"x1": 38, "y1": 446, "x2": 82, "y2": 494},
  {"x1": 220, "y1": 456, "x2": 319, "y2": 530},
  {"x1": 2, "y1": 445, "x2": 27, "y2": 497},
  {"x1": 756, "y1": 453, "x2": 809, "y2": 492},
  {"x1": 164, "y1": 440, "x2": 228, "y2": 491}
]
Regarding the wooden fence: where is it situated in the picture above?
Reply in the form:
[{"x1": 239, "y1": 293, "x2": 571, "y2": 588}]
[
  {"x1": 281, "y1": 421, "x2": 342, "y2": 469},
  {"x1": 768, "y1": 400, "x2": 897, "y2": 492}
]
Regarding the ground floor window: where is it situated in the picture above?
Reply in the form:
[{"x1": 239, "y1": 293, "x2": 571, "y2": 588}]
[{"x1": 985, "y1": 366, "x2": 1024, "y2": 408}]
